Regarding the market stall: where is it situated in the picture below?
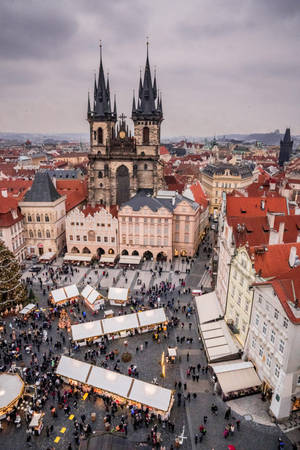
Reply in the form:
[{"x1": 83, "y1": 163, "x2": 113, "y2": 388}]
[
  {"x1": 39, "y1": 251, "x2": 56, "y2": 263},
  {"x1": 49, "y1": 284, "x2": 80, "y2": 306},
  {"x1": 99, "y1": 255, "x2": 117, "y2": 267},
  {"x1": 19, "y1": 303, "x2": 36, "y2": 317},
  {"x1": 104, "y1": 310, "x2": 114, "y2": 318},
  {"x1": 56, "y1": 356, "x2": 174, "y2": 419},
  {"x1": 107, "y1": 287, "x2": 129, "y2": 306},
  {"x1": 29, "y1": 412, "x2": 44, "y2": 435},
  {"x1": 167, "y1": 347, "x2": 177, "y2": 363},
  {"x1": 63, "y1": 254, "x2": 92, "y2": 266},
  {"x1": 0, "y1": 373, "x2": 25, "y2": 418},
  {"x1": 118, "y1": 255, "x2": 141, "y2": 266},
  {"x1": 81, "y1": 285, "x2": 105, "y2": 311},
  {"x1": 71, "y1": 308, "x2": 168, "y2": 344}
]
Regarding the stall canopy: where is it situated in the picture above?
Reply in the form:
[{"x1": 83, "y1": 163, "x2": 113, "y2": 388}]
[
  {"x1": 50, "y1": 284, "x2": 79, "y2": 304},
  {"x1": 0, "y1": 373, "x2": 24, "y2": 412},
  {"x1": 194, "y1": 292, "x2": 223, "y2": 324},
  {"x1": 210, "y1": 360, "x2": 261, "y2": 395},
  {"x1": 19, "y1": 303, "x2": 36, "y2": 315},
  {"x1": 100, "y1": 255, "x2": 117, "y2": 264},
  {"x1": 200, "y1": 321, "x2": 240, "y2": 362},
  {"x1": 63, "y1": 254, "x2": 92, "y2": 262},
  {"x1": 56, "y1": 356, "x2": 173, "y2": 414},
  {"x1": 108, "y1": 287, "x2": 129, "y2": 302},
  {"x1": 71, "y1": 308, "x2": 167, "y2": 342},
  {"x1": 81, "y1": 285, "x2": 103, "y2": 305},
  {"x1": 119, "y1": 255, "x2": 141, "y2": 265},
  {"x1": 39, "y1": 251, "x2": 56, "y2": 262},
  {"x1": 29, "y1": 413, "x2": 43, "y2": 428}
]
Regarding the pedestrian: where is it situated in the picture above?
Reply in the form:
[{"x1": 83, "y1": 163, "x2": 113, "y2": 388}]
[
  {"x1": 236, "y1": 419, "x2": 240, "y2": 431},
  {"x1": 203, "y1": 416, "x2": 208, "y2": 424},
  {"x1": 223, "y1": 428, "x2": 229, "y2": 439},
  {"x1": 194, "y1": 433, "x2": 198, "y2": 444},
  {"x1": 184, "y1": 383, "x2": 187, "y2": 390},
  {"x1": 186, "y1": 352, "x2": 189, "y2": 362},
  {"x1": 224, "y1": 407, "x2": 231, "y2": 420},
  {"x1": 230, "y1": 424, "x2": 235, "y2": 435}
]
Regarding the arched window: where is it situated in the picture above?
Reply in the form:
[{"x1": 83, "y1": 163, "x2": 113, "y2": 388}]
[
  {"x1": 28, "y1": 215, "x2": 32, "y2": 222},
  {"x1": 144, "y1": 163, "x2": 148, "y2": 170},
  {"x1": 45, "y1": 215, "x2": 49, "y2": 222},
  {"x1": 97, "y1": 127, "x2": 103, "y2": 144},
  {"x1": 36, "y1": 215, "x2": 40, "y2": 222},
  {"x1": 37, "y1": 230, "x2": 42, "y2": 238},
  {"x1": 46, "y1": 230, "x2": 50, "y2": 238},
  {"x1": 104, "y1": 164, "x2": 109, "y2": 177},
  {"x1": 98, "y1": 171, "x2": 103, "y2": 178},
  {"x1": 143, "y1": 126, "x2": 150, "y2": 144},
  {"x1": 29, "y1": 230, "x2": 33, "y2": 238}
]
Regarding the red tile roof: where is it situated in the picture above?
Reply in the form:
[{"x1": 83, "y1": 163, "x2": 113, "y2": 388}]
[
  {"x1": 83, "y1": 204, "x2": 118, "y2": 218},
  {"x1": 250, "y1": 242, "x2": 300, "y2": 278},
  {"x1": 0, "y1": 198, "x2": 23, "y2": 227},
  {"x1": 159, "y1": 146, "x2": 170, "y2": 156},
  {"x1": 189, "y1": 181, "x2": 208, "y2": 208},
  {"x1": 226, "y1": 196, "x2": 288, "y2": 217},
  {"x1": 56, "y1": 179, "x2": 87, "y2": 212}
]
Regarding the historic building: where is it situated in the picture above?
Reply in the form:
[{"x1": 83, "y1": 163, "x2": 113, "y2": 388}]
[
  {"x1": 20, "y1": 173, "x2": 66, "y2": 257},
  {"x1": 87, "y1": 45, "x2": 164, "y2": 207},
  {"x1": 0, "y1": 196, "x2": 26, "y2": 262},
  {"x1": 278, "y1": 128, "x2": 293, "y2": 167}
]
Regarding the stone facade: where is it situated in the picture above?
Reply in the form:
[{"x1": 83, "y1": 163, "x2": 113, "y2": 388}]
[{"x1": 66, "y1": 206, "x2": 118, "y2": 257}]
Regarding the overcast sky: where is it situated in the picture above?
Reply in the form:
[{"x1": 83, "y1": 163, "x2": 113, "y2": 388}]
[{"x1": 0, "y1": 0, "x2": 300, "y2": 137}]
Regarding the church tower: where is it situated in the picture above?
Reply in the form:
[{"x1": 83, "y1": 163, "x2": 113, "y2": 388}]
[
  {"x1": 278, "y1": 128, "x2": 293, "y2": 167},
  {"x1": 87, "y1": 44, "x2": 164, "y2": 207}
]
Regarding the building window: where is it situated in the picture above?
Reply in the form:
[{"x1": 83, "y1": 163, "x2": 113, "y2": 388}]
[
  {"x1": 98, "y1": 171, "x2": 103, "y2": 178},
  {"x1": 36, "y1": 215, "x2": 40, "y2": 222},
  {"x1": 237, "y1": 293, "x2": 242, "y2": 306},
  {"x1": 143, "y1": 126, "x2": 150, "y2": 144},
  {"x1": 46, "y1": 230, "x2": 50, "y2": 238},
  {"x1": 245, "y1": 301, "x2": 250, "y2": 312},
  {"x1": 231, "y1": 286, "x2": 235, "y2": 298},
  {"x1": 104, "y1": 237, "x2": 108, "y2": 243},
  {"x1": 242, "y1": 321, "x2": 246, "y2": 333},
  {"x1": 37, "y1": 230, "x2": 42, "y2": 238},
  {"x1": 271, "y1": 330, "x2": 276, "y2": 344},
  {"x1": 97, "y1": 127, "x2": 103, "y2": 144},
  {"x1": 71, "y1": 222, "x2": 74, "y2": 226},
  {"x1": 283, "y1": 317, "x2": 288, "y2": 329},
  {"x1": 251, "y1": 337, "x2": 256, "y2": 349},
  {"x1": 144, "y1": 163, "x2": 148, "y2": 170},
  {"x1": 111, "y1": 237, "x2": 115, "y2": 243},
  {"x1": 29, "y1": 230, "x2": 34, "y2": 238},
  {"x1": 76, "y1": 235, "x2": 80, "y2": 241},
  {"x1": 262, "y1": 322, "x2": 267, "y2": 335},
  {"x1": 69, "y1": 235, "x2": 73, "y2": 240},
  {"x1": 164, "y1": 238, "x2": 168, "y2": 246},
  {"x1": 258, "y1": 295, "x2": 262, "y2": 304},
  {"x1": 122, "y1": 235, "x2": 126, "y2": 244},
  {"x1": 274, "y1": 364, "x2": 280, "y2": 378},
  {"x1": 266, "y1": 354, "x2": 272, "y2": 368},
  {"x1": 45, "y1": 215, "x2": 49, "y2": 222},
  {"x1": 274, "y1": 309, "x2": 279, "y2": 319},
  {"x1": 259, "y1": 345, "x2": 263, "y2": 358},
  {"x1": 83, "y1": 236, "x2": 87, "y2": 241},
  {"x1": 28, "y1": 215, "x2": 32, "y2": 222},
  {"x1": 279, "y1": 339, "x2": 285, "y2": 354},
  {"x1": 255, "y1": 313, "x2": 260, "y2": 326},
  {"x1": 239, "y1": 276, "x2": 244, "y2": 287},
  {"x1": 97, "y1": 236, "x2": 101, "y2": 242},
  {"x1": 233, "y1": 270, "x2": 237, "y2": 280}
]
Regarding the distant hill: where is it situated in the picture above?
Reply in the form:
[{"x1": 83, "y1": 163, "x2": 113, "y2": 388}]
[{"x1": 0, "y1": 132, "x2": 89, "y2": 144}]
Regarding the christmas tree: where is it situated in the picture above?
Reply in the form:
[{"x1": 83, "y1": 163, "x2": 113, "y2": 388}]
[
  {"x1": 58, "y1": 309, "x2": 71, "y2": 330},
  {"x1": 0, "y1": 240, "x2": 26, "y2": 311}
]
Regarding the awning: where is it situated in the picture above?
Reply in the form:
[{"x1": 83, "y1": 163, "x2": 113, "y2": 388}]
[
  {"x1": 199, "y1": 320, "x2": 240, "y2": 362},
  {"x1": 50, "y1": 284, "x2": 79, "y2": 304},
  {"x1": 100, "y1": 255, "x2": 117, "y2": 263},
  {"x1": 56, "y1": 355, "x2": 91, "y2": 383},
  {"x1": 138, "y1": 308, "x2": 167, "y2": 327},
  {"x1": 19, "y1": 303, "x2": 36, "y2": 315},
  {"x1": 168, "y1": 348, "x2": 177, "y2": 357},
  {"x1": 108, "y1": 287, "x2": 129, "y2": 301},
  {"x1": 210, "y1": 360, "x2": 261, "y2": 395},
  {"x1": 0, "y1": 373, "x2": 24, "y2": 410},
  {"x1": 39, "y1": 251, "x2": 56, "y2": 262},
  {"x1": 119, "y1": 255, "x2": 141, "y2": 265},
  {"x1": 102, "y1": 313, "x2": 139, "y2": 334},
  {"x1": 72, "y1": 320, "x2": 103, "y2": 341},
  {"x1": 81, "y1": 285, "x2": 103, "y2": 305},
  {"x1": 194, "y1": 291, "x2": 223, "y2": 324},
  {"x1": 63, "y1": 254, "x2": 92, "y2": 262},
  {"x1": 129, "y1": 378, "x2": 172, "y2": 412}
]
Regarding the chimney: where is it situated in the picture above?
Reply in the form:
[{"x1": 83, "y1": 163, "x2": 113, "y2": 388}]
[
  {"x1": 278, "y1": 222, "x2": 285, "y2": 244},
  {"x1": 261, "y1": 200, "x2": 265, "y2": 210},
  {"x1": 1, "y1": 189, "x2": 8, "y2": 198},
  {"x1": 267, "y1": 212, "x2": 275, "y2": 229},
  {"x1": 289, "y1": 246, "x2": 297, "y2": 268}
]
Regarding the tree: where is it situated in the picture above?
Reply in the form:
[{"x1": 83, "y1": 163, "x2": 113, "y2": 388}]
[{"x1": 0, "y1": 240, "x2": 26, "y2": 311}]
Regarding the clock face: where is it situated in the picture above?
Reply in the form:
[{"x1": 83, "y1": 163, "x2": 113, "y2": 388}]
[{"x1": 119, "y1": 131, "x2": 126, "y2": 139}]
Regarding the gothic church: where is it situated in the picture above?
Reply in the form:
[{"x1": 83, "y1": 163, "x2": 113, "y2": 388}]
[{"x1": 87, "y1": 45, "x2": 164, "y2": 207}]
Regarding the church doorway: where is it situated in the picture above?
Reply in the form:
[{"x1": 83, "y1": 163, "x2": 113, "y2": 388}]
[{"x1": 116, "y1": 165, "x2": 130, "y2": 206}]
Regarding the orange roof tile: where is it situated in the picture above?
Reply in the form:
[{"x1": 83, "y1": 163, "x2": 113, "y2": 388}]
[
  {"x1": 250, "y1": 242, "x2": 300, "y2": 278},
  {"x1": 226, "y1": 196, "x2": 288, "y2": 217}
]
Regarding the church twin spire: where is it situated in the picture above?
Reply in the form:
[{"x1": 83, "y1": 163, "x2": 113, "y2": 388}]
[{"x1": 87, "y1": 43, "x2": 162, "y2": 123}]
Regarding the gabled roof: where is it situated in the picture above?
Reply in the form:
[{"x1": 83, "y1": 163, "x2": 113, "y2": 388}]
[
  {"x1": 23, "y1": 172, "x2": 61, "y2": 203},
  {"x1": 226, "y1": 196, "x2": 288, "y2": 217}
]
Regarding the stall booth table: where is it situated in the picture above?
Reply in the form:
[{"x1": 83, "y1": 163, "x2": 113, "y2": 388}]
[
  {"x1": 99, "y1": 254, "x2": 117, "y2": 267},
  {"x1": 56, "y1": 356, "x2": 174, "y2": 419},
  {"x1": 29, "y1": 412, "x2": 44, "y2": 435},
  {"x1": 167, "y1": 347, "x2": 177, "y2": 363},
  {"x1": 63, "y1": 254, "x2": 92, "y2": 266},
  {"x1": 107, "y1": 287, "x2": 129, "y2": 306},
  {"x1": 81, "y1": 285, "x2": 105, "y2": 311},
  {"x1": 39, "y1": 251, "x2": 56, "y2": 264},
  {"x1": 49, "y1": 284, "x2": 80, "y2": 306},
  {"x1": 19, "y1": 303, "x2": 36, "y2": 318},
  {"x1": 0, "y1": 373, "x2": 25, "y2": 419},
  {"x1": 104, "y1": 310, "x2": 114, "y2": 318}
]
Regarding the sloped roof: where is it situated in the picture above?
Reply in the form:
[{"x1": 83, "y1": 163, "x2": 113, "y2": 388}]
[
  {"x1": 23, "y1": 172, "x2": 61, "y2": 203},
  {"x1": 250, "y1": 242, "x2": 300, "y2": 278},
  {"x1": 226, "y1": 196, "x2": 288, "y2": 217}
]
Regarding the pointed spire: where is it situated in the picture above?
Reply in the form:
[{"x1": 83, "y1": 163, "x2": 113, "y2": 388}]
[
  {"x1": 93, "y1": 41, "x2": 115, "y2": 120},
  {"x1": 153, "y1": 68, "x2": 157, "y2": 100},
  {"x1": 87, "y1": 92, "x2": 91, "y2": 119},
  {"x1": 106, "y1": 72, "x2": 111, "y2": 113},
  {"x1": 113, "y1": 94, "x2": 117, "y2": 118},
  {"x1": 94, "y1": 73, "x2": 97, "y2": 100},
  {"x1": 139, "y1": 69, "x2": 143, "y2": 99},
  {"x1": 132, "y1": 90, "x2": 136, "y2": 114}
]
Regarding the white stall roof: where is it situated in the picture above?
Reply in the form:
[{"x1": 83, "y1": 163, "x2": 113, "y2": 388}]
[
  {"x1": 39, "y1": 251, "x2": 56, "y2": 261},
  {"x1": 200, "y1": 320, "x2": 240, "y2": 362},
  {"x1": 56, "y1": 355, "x2": 91, "y2": 383},
  {"x1": 205, "y1": 337, "x2": 227, "y2": 348},
  {"x1": 81, "y1": 285, "x2": 93, "y2": 298},
  {"x1": 29, "y1": 413, "x2": 43, "y2": 428},
  {"x1": 202, "y1": 328, "x2": 224, "y2": 340},
  {"x1": 64, "y1": 284, "x2": 79, "y2": 298},
  {"x1": 168, "y1": 348, "x2": 177, "y2": 357},
  {"x1": 0, "y1": 373, "x2": 24, "y2": 409},
  {"x1": 108, "y1": 287, "x2": 129, "y2": 301},
  {"x1": 72, "y1": 321, "x2": 103, "y2": 341},
  {"x1": 81, "y1": 285, "x2": 101, "y2": 304},
  {"x1": 207, "y1": 345, "x2": 231, "y2": 359},
  {"x1": 129, "y1": 379, "x2": 172, "y2": 412},
  {"x1": 63, "y1": 254, "x2": 92, "y2": 262},
  {"x1": 100, "y1": 255, "x2": 116, "y2": 263},
  {"x1": 194, "y1": 291, "x2": 223, "y2": 324},
  {"x1": 138, "y1": 308, "x2": 167, "y2": 327},
  {"x1": 88, "y1": 366, "x2": 132, "y2": 398},
  {"x1": 51, "y1": 287, "x2": 66, "y2": 303},
  {"x1": 102, "y1": 313, "x2": 139, "y2": 334},
  {"x1": 20, "y1": 303, "x2": 36, "y2": 315},
  {"x1": 119, "y1": 255, "x2": 141, "y2": 265}
]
